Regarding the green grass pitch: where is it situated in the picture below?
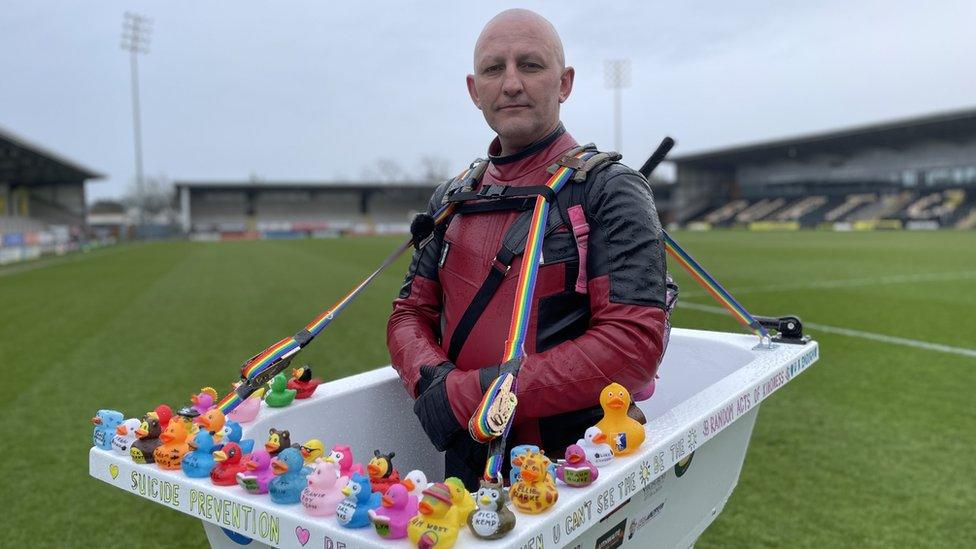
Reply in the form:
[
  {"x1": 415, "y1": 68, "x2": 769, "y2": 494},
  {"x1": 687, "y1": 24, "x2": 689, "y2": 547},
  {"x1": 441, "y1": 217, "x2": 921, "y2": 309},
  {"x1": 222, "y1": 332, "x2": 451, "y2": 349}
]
[{"x1": 2, "y1": 231, "x2": 974, "y2": 547}]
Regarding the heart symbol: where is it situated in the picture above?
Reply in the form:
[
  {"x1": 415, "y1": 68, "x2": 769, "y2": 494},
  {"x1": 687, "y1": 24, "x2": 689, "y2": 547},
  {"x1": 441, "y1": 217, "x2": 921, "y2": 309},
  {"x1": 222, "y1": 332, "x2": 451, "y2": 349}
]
[
  {"x1": 295, "y1": 526, "x2": 310, "y2": 546},
  {"x1": 109, "y1": 464, "x2": 120, "y2": 479}
]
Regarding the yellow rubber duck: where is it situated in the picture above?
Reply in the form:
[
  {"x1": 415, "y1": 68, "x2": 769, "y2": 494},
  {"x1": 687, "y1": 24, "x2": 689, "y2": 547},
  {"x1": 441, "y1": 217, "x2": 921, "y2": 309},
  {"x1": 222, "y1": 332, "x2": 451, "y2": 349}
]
[
  {"x1": 408, "y1": 483, "x2": 460, "y2": 548},
  {"x1": 299, "y1": 439, "x2": 325, "y2": 465},
  {"x1": 509, "y1": 450, "x2": 558, "y2": 514},
  {"x1": 444, "y1": 477, "x2": 476, "y2": 526},
  {"x1": 594, "y1": 382, "x2": 645, "y2": 455}
]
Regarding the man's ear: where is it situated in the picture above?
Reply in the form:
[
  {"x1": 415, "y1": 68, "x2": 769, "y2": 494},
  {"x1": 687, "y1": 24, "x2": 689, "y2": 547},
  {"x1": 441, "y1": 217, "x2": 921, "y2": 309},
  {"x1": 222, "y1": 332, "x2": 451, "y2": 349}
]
[
  {"x1": 467, "y1": 74, "x2": 483, "y2": 110},
  {"x1": 558, "y1": 66, "x2": 575, "y2": 104}
]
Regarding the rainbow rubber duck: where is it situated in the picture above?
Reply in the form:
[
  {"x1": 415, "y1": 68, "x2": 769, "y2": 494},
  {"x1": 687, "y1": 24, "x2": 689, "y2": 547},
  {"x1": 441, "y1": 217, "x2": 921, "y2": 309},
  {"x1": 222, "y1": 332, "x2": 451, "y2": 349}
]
[
  {"x1": 408, "y1": 482, "x2": 461, "y2": 549},
  {"x1": 264, "y1": 374, "x2": 296, "y2": 408},
  {"x1": 556, "y1": 444, "x2": 599, "y2": 487},
  {"x1": 577, "y1": 426, "x2": 614, "y2": 467},
  {"x1": 301, "y1": 459, "x2": 348, "y2": 517},
  {"x1": 324, "y1": 444, "x2": 365, "y2": 477},
  {"x1": 336, "y1": 473, "x2": 382, "y2": 529},
  {"x1": 402, "y1": 470, "x2": 431, "y2": 499},
  {"x1": 112, "y1": 417, "x2": 141, "y2": 455},
  {"x1": 237, "y1": 450, "x2": 275, "y2": 494},
  {"x1": 182, "y1": 430, "x2": 218, "y2": 478},
  {"x1": 154, "y1": 418, "x2": 191, "y2": 470},
  {"x1": 367, "y1": 450, "x2": 401, "y2": 494},
  {"x1": 130, "y1": 414, "x2": 164, "y2": 464},
  {"x1": 270, "y1": 447, "x2": 308, "y2": 505},
  {"x1": 287, "y1": 365, "x2": 322, "y2": 399},
  {"x1": 468, "y1": 478, "x2": 516, "y2": 540},
  {"x1": 91, "y1": 409, "x2": 124, "y2": 450},
  {"x1": 216, "y1": 420, "x2": 255, "y2": 455},
  {"x1": 510, "y1": 444, "x2": 557, "y2": 485},
  {"x1": 369, "y1": 482, "x2": 419, "y2": 540},
  {"x1": 444, "y1": 477, "x2": 476, "y2": 527},
  {"x1": 211, "y1": 442, "x2": 247, "y2": 486},
  {"x1": 594, "y1": 382, "x2": 645, "y2": 455},
  {"x1": 509, "y1": 450, "x2": 558, "y2": 514},
  {"x1": 264, "y1": 428, "x2": 293, "y2": 456},
  {"x1": 190, "y1": 387, "x2": 218, "y2": 415},
  {"x1": 227, "y1": 386, "x2": 264, "y2": 424}
]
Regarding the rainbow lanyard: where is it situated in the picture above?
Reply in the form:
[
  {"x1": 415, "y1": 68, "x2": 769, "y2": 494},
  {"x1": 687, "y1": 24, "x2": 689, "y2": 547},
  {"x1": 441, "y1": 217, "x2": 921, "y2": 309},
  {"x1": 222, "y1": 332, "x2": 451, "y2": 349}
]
[
  {"x1": 662, "y1": 232, "x2": 769, "y2": 341},
  {"x1": 470, "y1": 150, "x2": 596, "y2": 481}
]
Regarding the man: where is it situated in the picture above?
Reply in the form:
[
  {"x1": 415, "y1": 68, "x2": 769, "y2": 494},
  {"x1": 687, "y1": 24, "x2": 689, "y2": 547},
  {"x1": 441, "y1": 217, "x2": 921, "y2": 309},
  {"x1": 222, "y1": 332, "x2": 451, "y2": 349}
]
[{"x1": 387, "y1": 9, "x2": 668, "y2": 490}]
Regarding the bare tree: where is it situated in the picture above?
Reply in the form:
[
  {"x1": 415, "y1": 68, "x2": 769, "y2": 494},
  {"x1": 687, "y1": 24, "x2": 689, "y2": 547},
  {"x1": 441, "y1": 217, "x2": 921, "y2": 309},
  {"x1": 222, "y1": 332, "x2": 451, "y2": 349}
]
[
  {"x1": 417, "y1": 155, "x2": 452, "y2": 183},
  {"x1": 122, "y1": 173, "x2": 176, "y2": 221}
]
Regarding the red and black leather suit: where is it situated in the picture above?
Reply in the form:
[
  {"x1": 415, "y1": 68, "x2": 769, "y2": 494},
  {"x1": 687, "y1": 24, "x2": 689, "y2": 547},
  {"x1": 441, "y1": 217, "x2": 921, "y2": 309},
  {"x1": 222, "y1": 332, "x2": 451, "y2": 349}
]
[{"x1": 387, "y1": 124, "x2": 668, "y2": 489}]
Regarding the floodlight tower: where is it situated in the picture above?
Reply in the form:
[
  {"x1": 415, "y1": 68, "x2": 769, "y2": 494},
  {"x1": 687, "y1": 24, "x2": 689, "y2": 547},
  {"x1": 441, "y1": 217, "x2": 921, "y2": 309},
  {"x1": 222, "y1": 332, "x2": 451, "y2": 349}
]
[
  {"x1": 121, "y1": 12, "x2": 152, "y2": 214},
  {"x1": 603, "y1": 59, "x2": 631, "y2": 154}
]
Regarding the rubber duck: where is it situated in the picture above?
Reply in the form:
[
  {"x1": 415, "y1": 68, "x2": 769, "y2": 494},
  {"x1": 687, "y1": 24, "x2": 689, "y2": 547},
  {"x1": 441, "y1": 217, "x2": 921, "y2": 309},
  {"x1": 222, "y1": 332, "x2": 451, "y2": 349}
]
[
  {"x1": 367, "y1": 450, "x2": 401, "y2": 494},
  {"x1": 402, "y1": 470, "x2": 431, "y2": 499},
  {"x1": 154, "y1": 418, "x2": 191, "y2": 470},
  {"x1": 299, "y1": 439, "x2": 325, "y2": 468},
  {"x1": 210, "y1": 442, "x2": 247, "y2": 486},
  {"x1": 444, "y1": 477, "x2": 476, "y2": 526},
  {"x1": 270, "y1": 447, "x2": 308, "y2": 504},
  {"x1": 237, "y1": 450, "x2": 274, "y2": 494},
  {"x1": 336, "y1": 473, "x2": 382, "y2": 529},
  {"x1": 510, "y1": 444, "x2": 556, "y2": 485},
  {"x1": 301, "y1": 459, "x2": 348, "y2": 517},
  {"x1": 509, "y1": 450, "x2": 558, "y2": 514},
  {"x1": 130, "y1": 414, "x2": 164, "y2": 464},
  {"x1": 196, "y1": 409, "x2": 226, "y2": 441},
  {"x1": 216, "y1": 420, "x2": 255, "y2": 455},
  {"x1": 408, "y1": 483, "x2": 460, "y2": 549},
  {"x1": 595, "y1": 382, "x2": 645, "y2": 455},
  {"x1": 190, "y1": 387, "x2": 218, "y2": 415},
  {"x1": 182, "y1": 430, "x2": 218, "y2": 478},
  {"x1": 264, "y1": 428, "x2": 292, "y2": 456},
  {"x1": 112, "y1": 418, "x2": 141, "y2": 455},
  {"x1": 227, "y1": 386, "x2": 264, "y2": 424},
  {"x1": 369, "y1": 482, "x2": 419, "y2": 539},
  {"x1": 556, "y1": 444, "x2": 599, "y2": 487},
  {"x1": 577, "y1": 426, "x2": 614, "y2": 467},
  {"x1": 148, "y1": 404, "x2": 174, "y2": 430},
  {"x1": 324, "y1": 444, "x2": 365, "y2": 477},
  {"x1": 91, "y1": 409, "x2": 124, "y2": 450},
  {"x1": 264, "y1": 374, "x2": 296, "y2": 408},
  {"x1": 287, "y1": 365, "x2": 322, "y2": 399},
  {"x1": 468, "y1": 478, "x2": 516, "y2": 540}
]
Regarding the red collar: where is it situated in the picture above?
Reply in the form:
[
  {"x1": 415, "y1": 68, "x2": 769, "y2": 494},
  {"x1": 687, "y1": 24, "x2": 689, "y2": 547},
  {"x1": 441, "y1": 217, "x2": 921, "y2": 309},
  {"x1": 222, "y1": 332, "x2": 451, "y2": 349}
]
[{"x1": 486, "y1": 125, "x2": 579, "y2": 183}]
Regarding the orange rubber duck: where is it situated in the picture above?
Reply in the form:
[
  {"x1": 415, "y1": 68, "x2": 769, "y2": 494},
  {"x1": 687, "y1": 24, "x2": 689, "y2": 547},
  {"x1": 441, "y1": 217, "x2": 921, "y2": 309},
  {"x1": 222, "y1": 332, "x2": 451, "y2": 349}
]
[{"x1": 153, "y1": 418, "x2": 191, "y2": 470}]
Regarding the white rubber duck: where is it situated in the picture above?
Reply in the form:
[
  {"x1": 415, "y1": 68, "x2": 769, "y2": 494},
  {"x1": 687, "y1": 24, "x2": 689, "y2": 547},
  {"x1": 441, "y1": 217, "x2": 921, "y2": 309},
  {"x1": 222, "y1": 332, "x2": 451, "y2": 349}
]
[
  {"x1": 401, "y1": 469, "x2": 431, "y2": 499},
  {"x1": 577, "y1": 426, "x2": 614, "y2": 467},
  {"x1": 112, "y1": 418, "x2": 142, "y2": 454}
]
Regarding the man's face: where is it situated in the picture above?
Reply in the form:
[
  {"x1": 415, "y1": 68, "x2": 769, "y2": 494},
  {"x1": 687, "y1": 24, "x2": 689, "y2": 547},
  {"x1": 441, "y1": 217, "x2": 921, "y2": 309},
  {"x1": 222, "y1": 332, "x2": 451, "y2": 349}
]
[{"x1": 467, "y1": 20, "x2": 573, "y2": 151}]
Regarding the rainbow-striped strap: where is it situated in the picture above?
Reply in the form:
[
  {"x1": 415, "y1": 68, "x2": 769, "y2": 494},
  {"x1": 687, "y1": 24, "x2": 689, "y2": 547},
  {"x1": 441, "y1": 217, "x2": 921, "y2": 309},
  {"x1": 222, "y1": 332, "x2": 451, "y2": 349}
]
[
  {"x1": 663, "y1": 231, "x2": 769, "y2": 340},
  {"x1": 213, "y1": 166, "x2": 473, "y2": 416},
  {"x1": 467, "y1": 150, "x2": 596, "y2": 480}
]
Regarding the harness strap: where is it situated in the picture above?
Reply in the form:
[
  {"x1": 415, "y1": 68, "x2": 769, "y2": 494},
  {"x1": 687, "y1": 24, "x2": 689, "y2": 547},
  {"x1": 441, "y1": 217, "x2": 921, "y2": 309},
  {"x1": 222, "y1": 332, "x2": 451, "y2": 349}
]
[
  {"x1": 454, "y1": 198, "x2": 535, "y2": 215},
  {"x1": 566, "y1": 205, "x2": 590, "y2": 294},
  {"x1": 445, "y1": 184, "x2": 556, "y2": 204}
]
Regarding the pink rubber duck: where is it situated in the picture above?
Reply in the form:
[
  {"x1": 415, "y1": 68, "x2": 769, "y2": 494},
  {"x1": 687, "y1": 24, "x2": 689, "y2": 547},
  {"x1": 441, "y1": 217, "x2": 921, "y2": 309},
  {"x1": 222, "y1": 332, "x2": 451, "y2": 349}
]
[
  {"x1": 301, "y1": 459, "x2": 348, "y2": 517},
  {"x1": 324, "y1": 444, "x2": 365, "y2": 477},
  {"x1": 227, "y1": 386, "x2": 264, "y2": 424},
  {"x1": 556, "y1": 444, "x2": 599, "y2": 487},
  {"x1": 237, "y1": 450, "x2": 274, "y2": 494},
  {"x1": 369, "y1": 483, "x2": 419, "y2": 540}
]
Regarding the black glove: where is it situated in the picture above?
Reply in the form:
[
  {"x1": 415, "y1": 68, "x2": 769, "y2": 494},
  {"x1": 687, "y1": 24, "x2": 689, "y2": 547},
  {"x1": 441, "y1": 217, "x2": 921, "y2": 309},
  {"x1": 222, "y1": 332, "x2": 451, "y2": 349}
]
[
  {"x1": 413, "y1": 362, "x2": 462, "y2": 452},
  {"x1": 477, "y1": 356, "x2": 522, "y2": 393}
]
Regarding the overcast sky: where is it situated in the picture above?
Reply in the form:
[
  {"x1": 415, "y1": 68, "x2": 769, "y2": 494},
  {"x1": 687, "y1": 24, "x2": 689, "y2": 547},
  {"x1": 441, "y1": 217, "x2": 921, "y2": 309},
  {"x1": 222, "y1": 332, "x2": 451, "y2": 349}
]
[{"x1": 2, "y1": 0, "x2": 974, "y2": 201}]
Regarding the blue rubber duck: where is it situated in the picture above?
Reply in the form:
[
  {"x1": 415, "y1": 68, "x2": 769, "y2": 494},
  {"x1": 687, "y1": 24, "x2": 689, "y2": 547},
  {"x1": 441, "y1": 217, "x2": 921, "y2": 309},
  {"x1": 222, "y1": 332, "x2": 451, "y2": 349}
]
[
  {"x1": 91, "y1": 409, "x2": 124, "y2": 450},
  {"x1": 269, "y1": 447, "x2": 308, "y2": 505},
  {"x1": 336, "y1": 473, "x2": 382, "y2": 528},
  {"x1": 181, "y1": 430, "x2": 218, "y2": 478},
  {"x1": 215, "y1": 420, "x2": 255, "y2": 455}
]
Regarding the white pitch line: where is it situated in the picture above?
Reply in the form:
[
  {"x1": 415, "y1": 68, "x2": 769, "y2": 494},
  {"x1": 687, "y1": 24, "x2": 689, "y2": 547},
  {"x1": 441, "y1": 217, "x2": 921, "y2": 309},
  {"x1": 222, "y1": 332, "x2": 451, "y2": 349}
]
[
  {"x1": 680, "y1": 270, "x2": 976, "y2": 298},
  {"x1": 678, "y1": 301, "x2": 976, "y2": 359}
]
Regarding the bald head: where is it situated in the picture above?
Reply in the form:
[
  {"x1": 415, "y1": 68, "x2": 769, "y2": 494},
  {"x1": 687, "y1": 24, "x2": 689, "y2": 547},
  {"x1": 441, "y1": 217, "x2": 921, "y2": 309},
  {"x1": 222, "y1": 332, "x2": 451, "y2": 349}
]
[
  {"x1": 474, "y1": 9, "x2": 565, "y2": 70},
  {"x1": 467, "y1": 10, "x2": 574, "y2": 156}
]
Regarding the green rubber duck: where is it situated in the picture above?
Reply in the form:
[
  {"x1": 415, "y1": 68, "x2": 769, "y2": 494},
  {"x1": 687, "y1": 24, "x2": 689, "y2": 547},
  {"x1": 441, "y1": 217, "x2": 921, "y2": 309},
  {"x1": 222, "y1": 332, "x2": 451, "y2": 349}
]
[{"x1": 264, "y1": 373, "x2": 297, "y2": 408}]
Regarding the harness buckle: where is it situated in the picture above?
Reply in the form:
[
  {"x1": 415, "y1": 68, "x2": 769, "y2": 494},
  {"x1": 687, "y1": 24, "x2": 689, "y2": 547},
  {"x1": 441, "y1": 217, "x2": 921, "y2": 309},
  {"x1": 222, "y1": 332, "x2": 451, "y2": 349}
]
[
  {"x1": 477, "y1": 184, "x2": 506, "y2": 199},
  {"x1": 490, "y1": 256, "x2": 511, "y2": 274}
]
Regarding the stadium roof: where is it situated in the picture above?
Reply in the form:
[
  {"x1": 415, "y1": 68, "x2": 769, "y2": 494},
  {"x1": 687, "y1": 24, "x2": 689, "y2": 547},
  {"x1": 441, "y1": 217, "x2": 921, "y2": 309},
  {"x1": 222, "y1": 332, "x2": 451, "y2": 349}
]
[
  {"x1": 671, "y1": 106, "x2": 976, "y2": 168},
  {"x1": 174, "y1": 180, "x2": 438, "y2": 191},
  {"x1": 0, "y1": 124, "x2": 104, "y2": 184}
]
